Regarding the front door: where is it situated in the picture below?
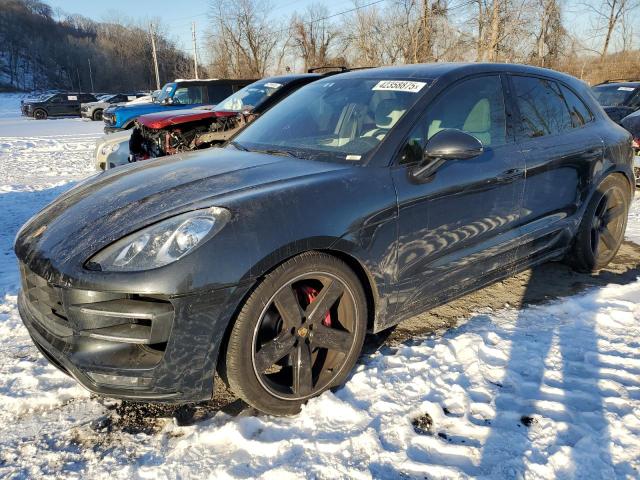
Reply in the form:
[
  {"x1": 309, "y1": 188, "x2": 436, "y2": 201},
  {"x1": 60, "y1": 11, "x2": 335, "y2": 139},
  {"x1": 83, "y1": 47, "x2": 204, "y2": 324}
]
[{"x1": 391, "y1": 74, "x2": 526, "y2": 316}]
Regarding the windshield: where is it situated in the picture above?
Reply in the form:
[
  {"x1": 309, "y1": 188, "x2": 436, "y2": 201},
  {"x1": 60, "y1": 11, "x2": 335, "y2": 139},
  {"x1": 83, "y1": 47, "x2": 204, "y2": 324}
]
[
  {"x1": 232, "y1": 78, "x2": 427, "y2": 162},
  {"x1": 215, "y1": 80, "x2": 284, "y2": 112},
  {"x1": 155, "y1": 83, "x2": 176, "y2": 103},
  {"x1": 592, "y1": 84, "x2": 637, "y2": 106}
]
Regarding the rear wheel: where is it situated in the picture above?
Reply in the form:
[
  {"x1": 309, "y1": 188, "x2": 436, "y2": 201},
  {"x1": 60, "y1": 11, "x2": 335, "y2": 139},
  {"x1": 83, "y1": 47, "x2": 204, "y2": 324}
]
[
  {"x1": 33, "y1": 109, "x2": 47, "y2": 120},
  {"x1": 92, "y1": 109, "x2": 103, "y2": 121},
  {"x1": 222, "y1": 252, "x2": 367, "y2": 415},
  {"x1": 568, "y1": 174, "x2": 630, "y2": 272}
]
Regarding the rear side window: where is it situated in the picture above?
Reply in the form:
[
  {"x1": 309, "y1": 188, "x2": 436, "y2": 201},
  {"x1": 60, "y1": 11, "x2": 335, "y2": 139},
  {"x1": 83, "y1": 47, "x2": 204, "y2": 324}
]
[
  {"x1": 559, "y1": 85, "x2": 593, "y2": 127},
  {"x1": 208, "y1": 84, "x2": 234, "y2": 103},
  {"x1": 512, "y1": 76, "x2": 572, "y2": 138}
]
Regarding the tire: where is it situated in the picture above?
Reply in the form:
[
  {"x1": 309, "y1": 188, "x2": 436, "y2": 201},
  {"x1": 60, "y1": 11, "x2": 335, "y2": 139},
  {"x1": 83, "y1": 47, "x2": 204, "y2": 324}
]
[
  {"x1": 33, "y1": 109, "x2": 47, "y2": 120},
  {"x1": 567, "y1": 174, "x2": 631, "y2": 272},
  {"x1": 92, "y1": 109, "x2": 103, "y2": 121},
  {"x1": 222, "y1": 251, "x2": 367, "y2": 415}
]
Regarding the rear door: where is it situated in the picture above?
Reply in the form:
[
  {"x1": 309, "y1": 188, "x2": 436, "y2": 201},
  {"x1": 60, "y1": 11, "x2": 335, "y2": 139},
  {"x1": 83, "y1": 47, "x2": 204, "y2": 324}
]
[
  {"x1": 391, "y1": 74, "x2": 526, "y2": 313},
  {"x1": 509, "y1": 75, "x2": 602, "y2": 263}
]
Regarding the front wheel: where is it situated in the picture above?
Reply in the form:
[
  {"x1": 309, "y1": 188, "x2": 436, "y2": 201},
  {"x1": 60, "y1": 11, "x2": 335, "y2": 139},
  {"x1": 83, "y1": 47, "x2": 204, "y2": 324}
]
[
  {"x1": 92, "y1": 109, "x2": 103, "y2": 121},
  {"x1": 568, "y1": 174, "x2": 631, "y2": 272},
  {"x1": 222, "y1": 252, "x2": 367, "y2": 415},
  {"x1": 33, "y1": 109, "x2": 47, "y2": 120}
]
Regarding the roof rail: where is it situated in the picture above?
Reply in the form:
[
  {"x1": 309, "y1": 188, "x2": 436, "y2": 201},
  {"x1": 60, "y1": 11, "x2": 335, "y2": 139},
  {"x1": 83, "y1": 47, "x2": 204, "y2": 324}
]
[
  {"x1": 307, "y1": 65, "x2": 376, "y2": 74},
  {"x1": 595, "y1": 78, "x2": 640, "y2": 85}
]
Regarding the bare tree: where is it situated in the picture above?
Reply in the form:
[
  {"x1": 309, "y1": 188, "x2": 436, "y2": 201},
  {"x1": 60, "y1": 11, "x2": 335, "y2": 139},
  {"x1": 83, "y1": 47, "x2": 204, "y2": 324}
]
[
  {"x1": 533, "y1": 0, "x2": 564, "y2": 66},
  {"x1": 583, "y1": 0, "x2": 640, "y2": 57},
  {"x1": 290, "y1": 4, "x2": 338, "y2": 70},
  {"x1": 207, "y1": 0, "x2": 285, "y2": 78}
]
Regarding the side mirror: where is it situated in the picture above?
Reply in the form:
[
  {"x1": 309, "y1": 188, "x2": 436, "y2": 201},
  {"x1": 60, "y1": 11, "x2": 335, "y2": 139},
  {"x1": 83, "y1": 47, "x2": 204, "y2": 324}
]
[{"x1": 411, "y1": 129, "x2": 483, "y2": 179}]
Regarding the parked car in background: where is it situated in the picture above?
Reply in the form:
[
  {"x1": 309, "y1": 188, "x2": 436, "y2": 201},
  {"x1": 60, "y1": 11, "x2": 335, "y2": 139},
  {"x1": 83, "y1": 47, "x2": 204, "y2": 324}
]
[
  {"x1": 592, "y1": 80, "x2": 640, "y2": 123},
  {"x1": 15, "y1": 63, "x2": 634, "y2": 415},
  {"x1": 619, "y1": 110, "x2": 640, "y2": 184},
  {"x1": 102, "y1": 79, "x2": 255, "y2": 133},
  {"x1": 81, "y1": 93, "x2": 147, "y2": 121},
  {"x1": 94, "y1": 130, "x2": 134, "y2": 170},
  {"x1": 129, "y1": 73, "x2": 336, "y2": 161},
  {"x1": 21, "y1": 92, "x2": 98, "y2": 119}
]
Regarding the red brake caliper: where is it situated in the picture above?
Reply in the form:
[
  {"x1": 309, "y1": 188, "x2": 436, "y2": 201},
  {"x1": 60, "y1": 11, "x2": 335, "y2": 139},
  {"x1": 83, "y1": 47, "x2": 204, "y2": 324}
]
[{"x1": 298, "y1": 285, "x2": 332, "y2": 327}]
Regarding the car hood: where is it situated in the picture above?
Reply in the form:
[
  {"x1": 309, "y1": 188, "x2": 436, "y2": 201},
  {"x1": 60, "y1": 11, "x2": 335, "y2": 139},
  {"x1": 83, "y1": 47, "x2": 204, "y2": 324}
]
[
  {"x1": 137, "y1": 107, "x2": 226, "y2": 129},
  {"x1": 15, "y1": 148, "x2": 348, "y2": 273},
  {"x1": 83, "y1": 101, "x2": 109, "y2": 108}
]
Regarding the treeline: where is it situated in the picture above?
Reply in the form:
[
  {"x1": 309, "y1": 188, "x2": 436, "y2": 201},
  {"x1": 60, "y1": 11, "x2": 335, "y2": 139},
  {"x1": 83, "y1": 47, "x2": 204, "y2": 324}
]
[
  {"x1": 0, "y1": 0, "x2": 196, "y2": 92},
  {"x1": 206, "y1": 0, "x2": 640, "y2": 85}
]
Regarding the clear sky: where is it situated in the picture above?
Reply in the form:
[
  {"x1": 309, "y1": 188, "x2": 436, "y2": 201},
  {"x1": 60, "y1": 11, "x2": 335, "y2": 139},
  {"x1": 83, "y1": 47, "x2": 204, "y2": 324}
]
[{"x1": 45, "y1": 0, "x2": 351, "y2": 54}]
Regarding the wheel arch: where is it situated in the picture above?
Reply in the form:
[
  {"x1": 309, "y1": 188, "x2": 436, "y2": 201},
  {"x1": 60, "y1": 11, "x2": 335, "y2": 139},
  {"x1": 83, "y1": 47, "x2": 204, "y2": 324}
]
[{"x1": 212, "y1": 246, "x2": 379, "y2": 381}]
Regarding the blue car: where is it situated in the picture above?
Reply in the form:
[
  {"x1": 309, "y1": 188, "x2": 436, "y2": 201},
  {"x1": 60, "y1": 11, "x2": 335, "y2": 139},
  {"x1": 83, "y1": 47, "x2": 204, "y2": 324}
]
[{"x1": 102, "y1": 78, "x2": 255, "y2": 133}]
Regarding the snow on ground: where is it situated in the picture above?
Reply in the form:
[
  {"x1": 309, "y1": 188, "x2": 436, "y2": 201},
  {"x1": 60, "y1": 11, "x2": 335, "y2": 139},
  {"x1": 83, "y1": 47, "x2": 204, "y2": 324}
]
[{"x1": 0, "y1": 93, "x2": 640, "y2": 478}]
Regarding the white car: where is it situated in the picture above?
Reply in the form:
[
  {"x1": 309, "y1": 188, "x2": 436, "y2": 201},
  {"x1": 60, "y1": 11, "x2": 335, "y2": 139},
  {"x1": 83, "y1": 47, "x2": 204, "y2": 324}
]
[{"x1": 94, "y1": 130, "x2": 132, "y2": 170}]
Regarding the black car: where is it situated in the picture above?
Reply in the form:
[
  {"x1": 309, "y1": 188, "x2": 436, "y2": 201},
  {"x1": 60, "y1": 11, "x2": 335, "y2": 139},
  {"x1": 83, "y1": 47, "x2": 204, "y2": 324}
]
[
  {"x1": 619, "y1": 110, "x2": 640, "y2": 183},
  {"x1": 592, "y1": 80, "x2": 640, "y2": 123},
  {"x1": 14, "y1": 63, "x2": 634, "y2": 415},
  {"x1": 129, "y1": 70, "x2": 347, "y2": 160},
  {"x1": 21, "y1": 92, "x2": 98, "y2": 119}
]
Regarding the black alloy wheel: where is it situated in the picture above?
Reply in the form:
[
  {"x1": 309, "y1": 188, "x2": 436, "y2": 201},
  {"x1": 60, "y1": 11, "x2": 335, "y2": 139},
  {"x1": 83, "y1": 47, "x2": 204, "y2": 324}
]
[
  {"x1": 222, "y1": 252, "x2": 366, "y2": 415},
  {"x1": 568, "y1": 174, "x2": 630, "y2": 272},
  {"x1": 590, "y1": 184, "x2": 627, "y2": 260},
  {"x1": 34, "y1": 109, "x2": 47, "y2": 120},
  {"x1": 93, "y1": 109, "x2": 103, "y2": 121}
]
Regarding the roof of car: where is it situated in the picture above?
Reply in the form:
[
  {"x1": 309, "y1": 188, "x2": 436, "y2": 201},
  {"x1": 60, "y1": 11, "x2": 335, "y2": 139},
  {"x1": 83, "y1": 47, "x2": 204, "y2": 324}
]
[
  {"x1": 258, "y1": 74, "x2": 321, "y2": 83},
  {"x1": 593, "y1": 81, "x2": 640, "y2": 88},
  {"x1": 337, "y1": 62, "x2": 584, "y2": 84}
]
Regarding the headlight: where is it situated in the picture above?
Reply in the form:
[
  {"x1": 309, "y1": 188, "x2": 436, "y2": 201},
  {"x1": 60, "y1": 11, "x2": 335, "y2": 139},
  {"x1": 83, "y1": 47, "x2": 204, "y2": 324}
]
[
  {"x1": 111, "y1": 143, "x2": 120, "y2": 153},
  {"x1": 87, "y1": 207, "x2": 231, "y2": 272}
]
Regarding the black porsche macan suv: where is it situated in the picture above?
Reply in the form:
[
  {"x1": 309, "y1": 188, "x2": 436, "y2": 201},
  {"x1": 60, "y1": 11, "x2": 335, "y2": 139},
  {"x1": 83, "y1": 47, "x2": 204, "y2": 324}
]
[{"x1": 15, "y1": 64, "x2": 634, "y2": 415}]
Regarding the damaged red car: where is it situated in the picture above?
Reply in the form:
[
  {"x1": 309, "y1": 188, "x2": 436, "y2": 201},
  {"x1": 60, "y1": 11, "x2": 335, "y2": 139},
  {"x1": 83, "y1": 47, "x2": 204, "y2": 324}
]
[{"x1": 129, "y1": 73, "x2": 337, "y2": 161}]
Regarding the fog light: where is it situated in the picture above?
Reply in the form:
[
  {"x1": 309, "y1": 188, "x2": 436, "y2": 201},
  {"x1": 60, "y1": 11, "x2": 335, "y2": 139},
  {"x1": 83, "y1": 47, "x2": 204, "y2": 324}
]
[{"x1": 87, "y1": 371, "x2": 152, "y2": 388}]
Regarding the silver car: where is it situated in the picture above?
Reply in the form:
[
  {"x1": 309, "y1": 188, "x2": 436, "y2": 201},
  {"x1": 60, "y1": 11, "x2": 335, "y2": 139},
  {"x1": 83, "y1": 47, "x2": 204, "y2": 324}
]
[
  {"x1": 82, "y1": 94, "x2": 145, "y2": 121},
  {"x1": 94, "y1": 130, "x2": 132, "y2": 170}
]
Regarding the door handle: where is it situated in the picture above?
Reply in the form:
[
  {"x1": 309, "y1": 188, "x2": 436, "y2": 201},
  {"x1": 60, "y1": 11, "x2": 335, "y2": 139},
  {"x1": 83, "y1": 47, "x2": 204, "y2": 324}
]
[{"x1": 494, "y1": 168, "x2": 523, "y2": 183}]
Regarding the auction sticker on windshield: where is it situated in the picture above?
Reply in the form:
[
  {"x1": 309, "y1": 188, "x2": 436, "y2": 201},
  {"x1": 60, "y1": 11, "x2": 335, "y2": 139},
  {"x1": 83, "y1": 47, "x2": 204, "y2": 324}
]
[{"x1": 373, "y1": 80, "x2": 426, "y2": 93}]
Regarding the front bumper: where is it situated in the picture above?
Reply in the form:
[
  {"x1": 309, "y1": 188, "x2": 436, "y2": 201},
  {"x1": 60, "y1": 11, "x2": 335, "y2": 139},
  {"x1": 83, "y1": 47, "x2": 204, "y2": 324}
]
[
  {"x1": 81, "y1": 110, "x2": 92, "y2": 119},
  {"x1": 18, "y1": 263, "x2": 249, "y2": 403},
  {"x1": 104, "y1": 126, "x2": 125, "y2": 134}
]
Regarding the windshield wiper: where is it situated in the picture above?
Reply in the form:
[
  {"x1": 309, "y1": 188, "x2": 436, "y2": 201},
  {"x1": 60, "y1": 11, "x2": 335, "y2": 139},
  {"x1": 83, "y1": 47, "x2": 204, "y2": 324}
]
[
  {"x1": 258, "y1": 149, "x2": 299, "y2": 159},
  {"x1": 229, "y1": 141, "x2": 248, "y2": 151}
]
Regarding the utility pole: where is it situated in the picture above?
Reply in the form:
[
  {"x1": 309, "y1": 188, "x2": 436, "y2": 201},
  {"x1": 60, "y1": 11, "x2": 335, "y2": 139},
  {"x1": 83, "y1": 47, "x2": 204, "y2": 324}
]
[
  {"x1": 87, "y1": 58, "x2": 94, "y2": 93},
  {"x1": 76, "y1": 67, "x2": 82, "y2": 94},
  {"x1": 192, "y1": 21, "x2": 199, "y2": 79},
  {"x1": 150, "y1": 23, "x2": 161, "y2": 90}
]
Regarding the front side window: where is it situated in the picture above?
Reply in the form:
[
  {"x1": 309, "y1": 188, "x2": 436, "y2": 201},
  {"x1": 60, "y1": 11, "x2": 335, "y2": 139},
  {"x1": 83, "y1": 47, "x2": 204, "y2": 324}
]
[
  {"x1": 512, "y1": 76, "x2": 572, "y2": 138},
  {"x1": 233, "y1": 78, "x2": 429, "y2": 162},
  {"x1": 172, "y1": 86, "x2": 205, "y2": 105},
  {"x1": 399, "y1": 75, "x2": 507, "y2": 164}
]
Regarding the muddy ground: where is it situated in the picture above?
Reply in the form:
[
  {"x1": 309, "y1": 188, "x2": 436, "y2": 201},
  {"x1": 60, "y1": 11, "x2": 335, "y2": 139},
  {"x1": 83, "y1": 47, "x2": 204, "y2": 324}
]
[{"x1": 94, "y1": 241, "x2": 640, "y2": 431}]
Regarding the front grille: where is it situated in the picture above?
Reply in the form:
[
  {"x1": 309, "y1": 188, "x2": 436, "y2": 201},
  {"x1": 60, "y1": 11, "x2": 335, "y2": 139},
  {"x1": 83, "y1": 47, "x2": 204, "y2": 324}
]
[
  {"x1": 20, "y1": 264, "x2": 72, "y2": 337},
  {"x1": 103, "y1": 113, "x2": 115, "y2": 125}
]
